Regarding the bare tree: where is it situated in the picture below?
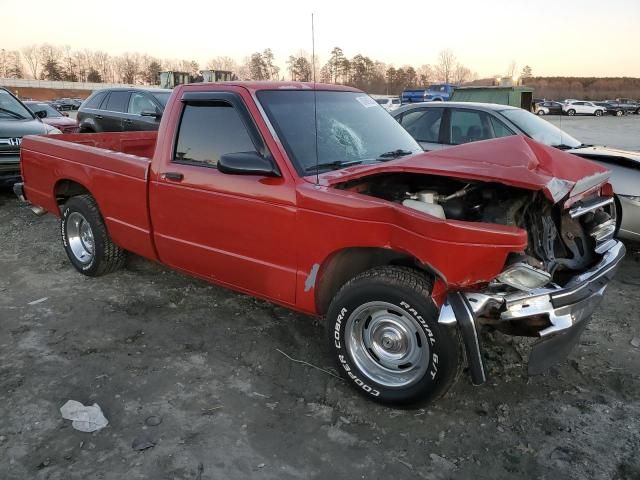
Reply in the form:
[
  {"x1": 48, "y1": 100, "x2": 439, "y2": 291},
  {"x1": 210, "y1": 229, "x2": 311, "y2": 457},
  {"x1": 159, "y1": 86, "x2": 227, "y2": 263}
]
[
  {"x1": 206, "y1": 56, "x2": 238, "y2": 72},
  {"x1": 452, "y1": 63, "x2": 472, "y2": 84},
  {"x1": 21, "y1": 44, "x2": 40, "y2": 79},
  {"x1": 416, "y1": 64, "x2": 433, "y2": 85},
  {"x1": 435, "y1": 49, "x2": 456, "y2": 83}
]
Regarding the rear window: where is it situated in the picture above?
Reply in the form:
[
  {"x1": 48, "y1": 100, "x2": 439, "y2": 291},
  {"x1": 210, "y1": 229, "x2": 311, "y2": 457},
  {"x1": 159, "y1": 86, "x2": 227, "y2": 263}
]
[
  {"x1": 104, "y1": 91, "x2": 131, "y2": 112},
  {"x1": 376, "y1": 99, "x2": 388, "y2": 105},
  {"x1": 84, "y1": 91, "x2": 107, "y2": 109}
]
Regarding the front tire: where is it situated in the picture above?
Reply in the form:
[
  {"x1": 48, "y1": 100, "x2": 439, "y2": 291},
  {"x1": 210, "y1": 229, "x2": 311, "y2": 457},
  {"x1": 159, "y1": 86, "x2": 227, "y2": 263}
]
[
  {"x1": 595, "y1": 110, "x2": 603, "y2": 117},
  {"x1": 537, "y1": 110, "x2": 545, "y2": 116},
  {"x1": 61, "y1": 195, "x2": 125, "y2": 276},
  {"x1": 326, "y1": 266, "x2": 460, "y2": 406},
  {"x1": 616, "y1": 110, "x2": 623, "y2": 117},
  {"x1": 567, "y1": 109, "x2": 576, "y2": 116}
]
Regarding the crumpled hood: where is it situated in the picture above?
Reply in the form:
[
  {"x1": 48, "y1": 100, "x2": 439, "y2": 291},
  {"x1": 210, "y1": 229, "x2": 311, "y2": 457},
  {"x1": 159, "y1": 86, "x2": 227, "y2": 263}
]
[{"x1": 317, "y1": 136, "x2": 610, "y2": 202}]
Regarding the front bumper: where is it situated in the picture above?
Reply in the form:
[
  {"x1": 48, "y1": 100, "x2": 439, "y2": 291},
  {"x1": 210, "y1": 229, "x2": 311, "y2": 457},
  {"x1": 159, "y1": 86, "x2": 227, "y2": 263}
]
[{"x1": 438, "y1": 240, "x2": 626, "y2": 383}]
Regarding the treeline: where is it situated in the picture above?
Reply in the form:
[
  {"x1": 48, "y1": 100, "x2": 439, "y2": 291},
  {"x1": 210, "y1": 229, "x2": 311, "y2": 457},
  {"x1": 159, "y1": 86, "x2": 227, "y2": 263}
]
[
  {"x1": 522, "y1": 77, "x2": 640, "y2": 100},
  {"x1": 1, "y1": 44, "x2": 475, "y2": 95}
]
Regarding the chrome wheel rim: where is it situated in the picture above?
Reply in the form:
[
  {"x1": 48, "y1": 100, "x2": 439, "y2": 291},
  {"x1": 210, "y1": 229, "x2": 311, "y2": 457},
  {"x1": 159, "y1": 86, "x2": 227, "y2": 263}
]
[
  {"x1": 66, "y1": 212, "x2": 95, "y2": 264},
  {"x1": 345, "y1": 301, "x2": 429, "y2": 388}
]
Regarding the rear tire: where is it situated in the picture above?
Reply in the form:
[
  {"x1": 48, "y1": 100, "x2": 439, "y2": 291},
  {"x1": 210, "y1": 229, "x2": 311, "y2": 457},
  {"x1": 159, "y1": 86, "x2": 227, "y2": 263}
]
[
  {"x1": 567, "y1": 109, "x2": 576, "y2": 116},
  {"x1": 537, "y1": 110, "x2": 545, "y2": 116},
  {"x1": 61, "y1": 195, "x2": 125, "y2": 276},
  {"x1": 616, "y1": 110, "x2": 623, "y2": 117},
  {"x1": 326, "y1": 266, "x2": 460, "y2": 406}
]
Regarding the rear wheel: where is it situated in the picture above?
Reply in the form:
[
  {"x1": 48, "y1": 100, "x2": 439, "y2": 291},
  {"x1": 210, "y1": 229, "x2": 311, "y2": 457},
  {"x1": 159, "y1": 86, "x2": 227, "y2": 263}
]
[
  {"x1": 616, "y1": 110, "x2": 623, "y2": 117},
  {"x1": 537, "y1": 110, "x2": 546, "y2": 116},
  {"x1": 61, "y1": 195, "x2": 125, "y2": 276},
  {"x1": 326, "y1": 266, "x2": 460, "y2": 406},
  {"x1": 567, "y1": 109, "x2": 576, "y2": 116}
]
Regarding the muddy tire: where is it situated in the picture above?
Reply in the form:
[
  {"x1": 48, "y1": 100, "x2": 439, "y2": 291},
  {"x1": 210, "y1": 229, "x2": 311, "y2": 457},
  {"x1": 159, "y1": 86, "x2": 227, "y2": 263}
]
[
  {"x1": 326, "y1": 266, "x2": 460, "y2": 406},
  {"x1": 61, "y1": 195, "x2": 125, "y2": 276}
]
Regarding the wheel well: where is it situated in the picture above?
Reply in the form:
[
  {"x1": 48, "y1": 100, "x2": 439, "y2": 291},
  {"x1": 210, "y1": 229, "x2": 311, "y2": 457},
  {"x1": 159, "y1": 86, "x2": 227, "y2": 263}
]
[
  {"x1": 54, "y1": 179, "x2": 91, "y2": 205},
  {"x1": 314, "y1": 247, "x2": 437, "y2": 315}
]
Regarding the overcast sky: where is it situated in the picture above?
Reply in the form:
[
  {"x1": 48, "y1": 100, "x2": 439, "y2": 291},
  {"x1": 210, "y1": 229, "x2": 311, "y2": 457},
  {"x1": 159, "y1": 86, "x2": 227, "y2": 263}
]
[{"x1": 2, "y1": 0, "x2": 639, "y2": 77}]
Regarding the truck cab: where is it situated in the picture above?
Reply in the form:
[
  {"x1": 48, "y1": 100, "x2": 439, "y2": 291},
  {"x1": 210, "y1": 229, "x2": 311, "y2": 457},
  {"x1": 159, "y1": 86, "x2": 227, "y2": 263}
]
[{"x1": 401, "y1": 84, "x2": 456, "y2": 104}]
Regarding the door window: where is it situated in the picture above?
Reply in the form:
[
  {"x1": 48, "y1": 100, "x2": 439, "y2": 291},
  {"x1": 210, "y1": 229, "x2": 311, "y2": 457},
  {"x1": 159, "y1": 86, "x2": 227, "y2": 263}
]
[
  {"x1": 104, "y1": 91, "x2": 131, "y2": 112},
  {"x1": 488, "y1": 116, "x2": 514, "y2": 138},
  {"x1": 400, "y1": 108, "x2": 443, "y2": 143},
  {"x1": 449, "y1": 109, "x2": 495, "y2": 145},
  {"x1": 173, "y1": 102, "x2": 255, "y2": 168},
  {"x1": 128, "y1": 92, "x2": 157, "y2": 115},
  {"x1": 84, "y1": 91, "x2": 107, "y2": 109}
]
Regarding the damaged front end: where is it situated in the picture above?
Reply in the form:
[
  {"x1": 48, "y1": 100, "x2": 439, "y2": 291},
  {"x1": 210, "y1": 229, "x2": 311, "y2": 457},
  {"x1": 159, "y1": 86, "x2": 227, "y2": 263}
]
[{"x1": 335, "y1": 168, "x2": 625, "y2": 382}]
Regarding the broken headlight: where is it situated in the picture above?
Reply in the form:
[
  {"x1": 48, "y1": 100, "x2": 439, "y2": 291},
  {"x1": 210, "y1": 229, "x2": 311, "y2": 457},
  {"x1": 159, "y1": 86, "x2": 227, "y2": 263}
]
[{"x1": 497, "y1": 262, "x2": 551, "y2": 291}]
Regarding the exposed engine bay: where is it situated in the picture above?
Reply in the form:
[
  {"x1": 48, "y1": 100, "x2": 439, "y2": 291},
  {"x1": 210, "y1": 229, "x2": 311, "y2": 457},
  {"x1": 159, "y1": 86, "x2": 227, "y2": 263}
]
[{"x1": 336, "y1": 173, "x2": 616, "y2": 285}]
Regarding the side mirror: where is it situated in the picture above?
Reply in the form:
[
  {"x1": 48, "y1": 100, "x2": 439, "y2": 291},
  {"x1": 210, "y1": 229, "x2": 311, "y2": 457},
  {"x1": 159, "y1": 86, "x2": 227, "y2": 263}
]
[
  {"x1": 218, "y1": 151, "x2": 279, "y2": 177},
  {"x1": 35, "y1": 110, "x2": 47, "y2": 119},
  {"x1": 140, "y1": 109, "x2": 162, "y2": 118}
]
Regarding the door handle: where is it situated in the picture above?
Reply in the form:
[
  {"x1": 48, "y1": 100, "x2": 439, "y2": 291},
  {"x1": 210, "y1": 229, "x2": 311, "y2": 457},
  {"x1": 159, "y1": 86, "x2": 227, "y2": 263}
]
[
  {"x1": 161, "y1": 172, "x2": 184, "y2": 182},
  {"x1": 95, "y1": 115, "x2": 103, "y2": 119},
  {"x1": 123, "y1": 119, "x2": 132, "y2": 123}
]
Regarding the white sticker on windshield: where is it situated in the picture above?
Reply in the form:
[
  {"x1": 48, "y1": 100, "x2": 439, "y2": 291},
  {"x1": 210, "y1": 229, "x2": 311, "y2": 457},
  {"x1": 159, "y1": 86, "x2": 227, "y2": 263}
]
[{"x1": 356, "y1": 95, "x2": 377, "y2": 108}]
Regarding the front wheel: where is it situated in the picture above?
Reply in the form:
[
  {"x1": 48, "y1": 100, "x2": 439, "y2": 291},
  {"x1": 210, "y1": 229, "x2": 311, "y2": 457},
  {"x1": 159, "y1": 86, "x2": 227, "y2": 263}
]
[
  {"x1": 537, "y1": 110, "x2": 546, "y2": 116},
  {"x1": 326, "y1": 266, "x2": 460, "y2": 406},
  {"x1": 61, "y1": 195, "x2": 126, "y2": 276},
  {"x1": 595, "y1": 110, "x2": 603, "y2": 117},
  {"x1": 616, "y1": 110, "x2": 623, "y2": 117},
  {"x1": 567, "y1": 109, "x2": 576, "y2": 116}
]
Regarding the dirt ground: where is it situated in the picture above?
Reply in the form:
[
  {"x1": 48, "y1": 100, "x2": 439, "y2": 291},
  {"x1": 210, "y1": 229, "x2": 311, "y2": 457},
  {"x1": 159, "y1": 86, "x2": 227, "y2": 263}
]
[{"x1": 1, "y1": 188, "x2": 639, "y2": 480}]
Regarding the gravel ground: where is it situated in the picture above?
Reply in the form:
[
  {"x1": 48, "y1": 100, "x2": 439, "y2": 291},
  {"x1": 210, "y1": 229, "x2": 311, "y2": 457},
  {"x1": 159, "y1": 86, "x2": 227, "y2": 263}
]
[
  {"x1": 544, "y1": 114, "x2": 640, "y2": 151},
  {"x1": 1, "y1": 188, "x2": 639, "y2": 480}
]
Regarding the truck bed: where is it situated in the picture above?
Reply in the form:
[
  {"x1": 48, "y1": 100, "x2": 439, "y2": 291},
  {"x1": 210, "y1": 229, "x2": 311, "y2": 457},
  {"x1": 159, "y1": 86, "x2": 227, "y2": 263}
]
[{"x1": 20, "y1": 131, "x2": 158, "y2": 260}]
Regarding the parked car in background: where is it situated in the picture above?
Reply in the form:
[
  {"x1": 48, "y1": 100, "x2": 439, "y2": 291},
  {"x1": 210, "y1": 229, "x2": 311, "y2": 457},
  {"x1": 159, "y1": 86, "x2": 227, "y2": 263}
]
[
  {"x1": 401, "y1": 84, "x2": 456, "y2": 104},
  {"x1": 14, "y1": 81, "x2": 624, "y2": 405},
  {"x1": 56, "y1": 98, "x2": 81, "y2": 111},
  {"x1": 604, "y1": 99, "x2": 639, "y2": 115},
  {"x1": 77, "y1": 88, "x2": 172, "y2": 132},
  {"x1": 563, "y1": 101, "x2": 605, "y2": 116},
  {"x1": 593, "y1": 101, "x2": 622, "y2": 116},
  {"x1": 0, "y1": 88, "x2": 60, "y2": 186},
  {"x1": 24, "y1": 101, "x2": 79, "y2": 134},
  {"x1": 535, "y1": 101, "x2": 564, "y2": 115},
  {"x1": 392, "y1": 101, "x2": 640, "y2": 240},
  {"x1": 616, "y1": 98, "x2": 640, "y2": 113},
  {"x1": 375, "y1": 97, "x2": 401, "y2": 111}
]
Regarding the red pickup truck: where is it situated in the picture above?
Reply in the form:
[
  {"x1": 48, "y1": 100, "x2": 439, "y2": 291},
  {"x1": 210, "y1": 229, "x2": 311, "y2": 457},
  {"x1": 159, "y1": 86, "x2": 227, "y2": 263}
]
[{"x1": 15, "y1": 82, "x2": 625, "y2": 405}]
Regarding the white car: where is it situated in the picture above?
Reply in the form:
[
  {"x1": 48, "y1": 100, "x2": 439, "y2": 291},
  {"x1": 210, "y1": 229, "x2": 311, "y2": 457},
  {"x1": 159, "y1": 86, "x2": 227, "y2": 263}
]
[
  {"x1": 375, "y1": 97, "x2": 401, "y2": 112},
  {"x1": 563, "y1": 100, "x2": 605, "y2": 116}
]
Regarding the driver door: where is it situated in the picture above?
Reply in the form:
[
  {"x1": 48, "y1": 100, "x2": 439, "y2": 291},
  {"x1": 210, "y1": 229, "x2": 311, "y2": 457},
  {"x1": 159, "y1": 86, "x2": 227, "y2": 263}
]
[{"x1": 149, "y1": 91, "x2": 297, "y2": 304}]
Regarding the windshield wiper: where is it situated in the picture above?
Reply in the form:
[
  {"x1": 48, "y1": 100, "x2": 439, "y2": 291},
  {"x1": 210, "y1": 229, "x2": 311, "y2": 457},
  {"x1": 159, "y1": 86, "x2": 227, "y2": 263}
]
[
  {"x1": 304, "y1": 159, "x2": 363, "y2": 173},
  {"x1": 0, "y1": 107, "x2": 26, "y2": 120},
  {"x1": 376, "y1": 149, "x2": 414, "y2": 161}
]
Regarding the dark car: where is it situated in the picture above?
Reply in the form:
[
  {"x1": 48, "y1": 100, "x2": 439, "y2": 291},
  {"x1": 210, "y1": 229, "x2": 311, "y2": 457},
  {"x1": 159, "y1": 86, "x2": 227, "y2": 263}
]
[
  {"x1": 77, "y1": 88, "x2": 171, "y2": 133},
  {"x1": 535, "y1": 100, "x2": 563, "y2": 115},
  {"x1": 593, "y1": 101, "x2": 623, "y2": 116},
  {"x1": 616, "y1": 98, "x2": 640, "y2": 114},
  {"x1": 0, "y1": 88, "x2": 59, "y2": 186},
  {"x1": 55, "y1": 98, "x2": 81, "y2": 111}
]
